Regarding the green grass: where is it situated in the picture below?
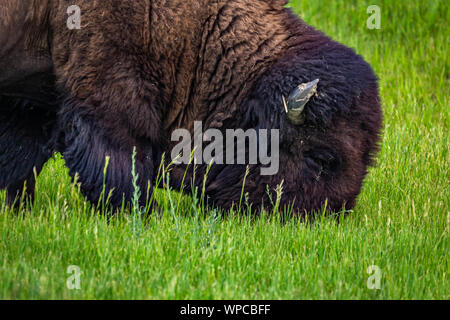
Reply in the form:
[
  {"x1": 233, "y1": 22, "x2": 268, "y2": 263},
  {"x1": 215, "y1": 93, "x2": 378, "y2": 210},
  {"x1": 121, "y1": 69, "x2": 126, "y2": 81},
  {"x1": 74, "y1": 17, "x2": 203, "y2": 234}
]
[{"x1": 0, "y1": 0, "x2": 448, "y2": 299}]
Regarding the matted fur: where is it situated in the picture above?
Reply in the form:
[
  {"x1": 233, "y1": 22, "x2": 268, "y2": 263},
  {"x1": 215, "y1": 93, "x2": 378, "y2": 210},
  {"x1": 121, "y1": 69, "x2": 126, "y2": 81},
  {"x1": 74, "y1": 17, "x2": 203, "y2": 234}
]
[{"x1": 0, "y1": 0, "x2": 382, "y2": 216}]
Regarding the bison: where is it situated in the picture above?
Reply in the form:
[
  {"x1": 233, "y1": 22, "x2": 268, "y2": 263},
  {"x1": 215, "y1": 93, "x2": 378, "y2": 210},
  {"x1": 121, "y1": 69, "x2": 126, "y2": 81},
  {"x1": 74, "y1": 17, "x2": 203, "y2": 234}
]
[{"x1": 0, "y1": 0, "x2": 382, "y2": 216}]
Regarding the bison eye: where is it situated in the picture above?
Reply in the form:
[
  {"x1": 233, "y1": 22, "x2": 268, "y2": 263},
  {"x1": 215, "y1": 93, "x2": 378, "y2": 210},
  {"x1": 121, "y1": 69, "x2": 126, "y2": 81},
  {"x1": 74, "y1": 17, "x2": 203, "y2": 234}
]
[
  {"x1": 304, "y1": 146, "x2": 341, "y2": 180},
  {"x1": 283, "y1": 79, "x2": 319, "y2": 125}
]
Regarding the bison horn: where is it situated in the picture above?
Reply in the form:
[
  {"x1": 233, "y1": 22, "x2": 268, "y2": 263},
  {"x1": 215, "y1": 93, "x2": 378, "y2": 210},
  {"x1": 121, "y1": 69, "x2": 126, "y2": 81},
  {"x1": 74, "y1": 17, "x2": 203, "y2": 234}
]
[{"x1": 285, "y1": 79, "x2": 319, "y2": 125}]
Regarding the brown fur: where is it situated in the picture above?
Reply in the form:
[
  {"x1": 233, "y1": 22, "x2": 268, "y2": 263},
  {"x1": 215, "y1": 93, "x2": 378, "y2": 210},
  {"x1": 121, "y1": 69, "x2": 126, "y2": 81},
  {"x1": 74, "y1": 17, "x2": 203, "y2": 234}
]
[{"x1": 0, "y1": 1, "x2": 382, "y2": 216}]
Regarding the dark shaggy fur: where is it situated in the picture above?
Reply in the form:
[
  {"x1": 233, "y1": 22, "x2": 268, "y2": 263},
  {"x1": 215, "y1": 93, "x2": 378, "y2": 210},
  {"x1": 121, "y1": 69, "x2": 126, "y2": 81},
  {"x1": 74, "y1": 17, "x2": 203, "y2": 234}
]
[{"x1": 0, "y1": 0, "x2": 382, "y2": 216}]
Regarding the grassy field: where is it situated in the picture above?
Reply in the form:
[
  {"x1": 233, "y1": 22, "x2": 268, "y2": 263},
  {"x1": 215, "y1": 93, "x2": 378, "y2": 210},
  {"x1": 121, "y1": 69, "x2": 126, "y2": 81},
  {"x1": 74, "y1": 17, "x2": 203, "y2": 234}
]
[{"x1": 0, "y1": 0, "x2": 448, "y2": 299}]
